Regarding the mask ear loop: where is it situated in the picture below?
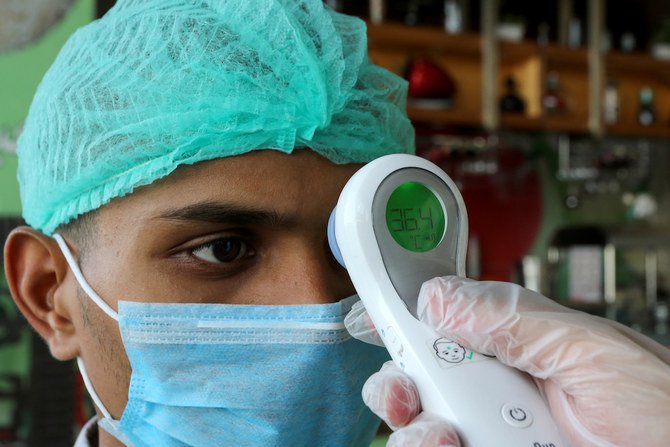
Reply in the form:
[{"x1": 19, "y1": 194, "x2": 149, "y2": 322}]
[
  {"x1": 77, "y1": 357, "x2": 113, "y2": 420},
  {"x1": 78, "y1": 359, "x2": 133, "y2": 446},
  {"x1": 52, "y1": 233, "x2": 118, "y2": 321},
  {"x1": 53, "y1": 234, "x2": 132, "y2": 442}
]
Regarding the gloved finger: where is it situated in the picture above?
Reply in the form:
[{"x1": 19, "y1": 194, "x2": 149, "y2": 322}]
[
  {"x1": 600, "y1": 316, "x2": 670, "y2": 364},
  {"x1": 362, "y1": 361, "x2": 421, "y2": 430},
  {"x1": 387, "y1": 412, "x2": 461, "y2": 447},
  {"x1": 417, "y1": 276, "x2": 670, "y2": 446},
  {"x1": 345, "y1": 300, "x2": 384, "y2": 347},
  {"x1": 416, "y1": 276, "x2": 670, "y2": 383}
]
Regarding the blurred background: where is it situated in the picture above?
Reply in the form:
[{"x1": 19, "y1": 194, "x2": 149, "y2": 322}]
[{"x1": 1, "y1": 0, "x2": 670, "y2": 445}]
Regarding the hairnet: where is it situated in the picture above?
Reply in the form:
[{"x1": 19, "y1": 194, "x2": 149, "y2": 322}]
[{"x1": 17, "y1": 0, "x2": 414, "y2": 234}]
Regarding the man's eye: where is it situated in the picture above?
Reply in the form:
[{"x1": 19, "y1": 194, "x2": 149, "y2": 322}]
[{"x1": 191, "y1": 238, "x2": 253, "y2": 264}]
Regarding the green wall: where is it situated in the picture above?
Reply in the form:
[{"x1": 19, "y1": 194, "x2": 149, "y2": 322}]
[
  {"x1": 0, "y1": 1, "x2": 95, "y2": 438},
  {"x1": 0, "y1": 0, "x2": 95, "y2": 216}
]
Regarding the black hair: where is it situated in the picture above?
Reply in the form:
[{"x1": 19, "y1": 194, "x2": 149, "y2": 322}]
[{"x1": 56, "y1": 210, "x2": 98, "y2": 263}]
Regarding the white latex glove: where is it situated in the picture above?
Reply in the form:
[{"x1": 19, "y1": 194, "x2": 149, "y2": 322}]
[{"x1": 345, "y1": 276, "x2": 670, "y2": 447}]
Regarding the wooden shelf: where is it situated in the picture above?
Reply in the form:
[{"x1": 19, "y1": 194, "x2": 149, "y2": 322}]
[
  {"x1": 499, "y1": 40, "x2": 539, "y2": 63},
  {"x1": 365, "y1": 22, "x2": 670, "y2": 138},
  {"x1": 408, "y1": 108, "x2": 591, "y2": 134},
  {"x1": 368, "y1": 24, "x2": 484, "y2": 129},
  {"x1": 604, "y1": 52, "x2": 670, "y2": 137},
  {"x1": 544, "y1": 115, "x2": 590, "y2": 134},
  {"x1": 408, "y1": 106, "x2": 480, "y2": 127},
  {"x1": 496, "y1": 42, "x2": 587, "y2": 66},
  {"x1": 607, "y1": 52, "x2": 670, "y2": 80},
  {"x1": 500, "y1": 114, "x2": 589, "y2": 134},
  {"x1": 543, "y1": 45, "x2": 588, "y2": 67},
  {"x1": 499, "y1": 114, "x2": 543, "y2": 131},
  {"x1": 367, "y1": 22, "x2": 481, "y2": 56}
]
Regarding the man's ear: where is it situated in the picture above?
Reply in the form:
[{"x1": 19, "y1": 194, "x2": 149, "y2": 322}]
[{"x1": 3, "y1": 226, "x2": 81, "y2": 360}]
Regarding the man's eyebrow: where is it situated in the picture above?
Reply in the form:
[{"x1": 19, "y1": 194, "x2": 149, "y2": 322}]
[{"x1": 154, "y1": 202, "x2": 295, "y2": 227}]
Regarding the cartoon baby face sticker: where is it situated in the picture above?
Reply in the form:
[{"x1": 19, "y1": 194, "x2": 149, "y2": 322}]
[{"x1": 433, "y1": 338, "x2": 466, "y2": 363}]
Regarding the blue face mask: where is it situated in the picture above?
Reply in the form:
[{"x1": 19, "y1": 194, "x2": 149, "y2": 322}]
[{"x1": 55, "y1": 234, "x2": 388, "y2": 447}]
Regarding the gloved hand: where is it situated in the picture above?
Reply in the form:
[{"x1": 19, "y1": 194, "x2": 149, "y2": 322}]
[{"x1": 345, "y1": 276, "x2": 670, "y2": 447}]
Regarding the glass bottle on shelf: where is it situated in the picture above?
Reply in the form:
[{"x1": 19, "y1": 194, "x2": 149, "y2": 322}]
[
  {"x1": 404, "y1": 0, "x2": 420, "y2": 26},
  {"x1": 638, "y1": 87, "x2": 655, "y2": 127},
  {"x1": 443, "y1": 0, "x2": 463, "y2": 34},
  {"x1": 543, "y1": 71, "x2": 567, "y2": 115},
  {"x1": 403, "y1": 0, "x2": 443, "y2": 27},
  {"x1": 568, "y1": 17, "x2": 582, "y2": 48},
  {"x1": 603, "y1": 80, "x2": 619, "y2": 125},
  {"x1": 537, "y1": 23, "x2": 550, "y2": 47},
  {"x1": 620, "y1": 32, "x2": 637, "y2": 53},
  {"x1": 369, "y1": 0, "x2": 385, "y2": 25},
  {"x1": 499, "y1": 76, "x2": 526, "y2": 114}
]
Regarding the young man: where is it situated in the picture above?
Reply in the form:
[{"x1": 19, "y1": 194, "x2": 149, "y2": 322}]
[{"x1": 5, "y1": 1, "x2": 670, "y2": 446}]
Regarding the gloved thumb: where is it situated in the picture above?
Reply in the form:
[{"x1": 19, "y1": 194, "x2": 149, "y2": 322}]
[
  {"x1": 361, "y1": 361, "x2": 460, "y2": 445},
  {"x1": 344, "y1": 300, "x2": 385, "y2": 347},
  {"x1": 387, "y1": 412, "x2": 461, "y2": 447}
]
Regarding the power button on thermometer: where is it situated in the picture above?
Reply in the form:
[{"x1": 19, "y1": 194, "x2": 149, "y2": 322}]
[{"x1": 501, "y1": 403, "x2": 533, "y2": 428}]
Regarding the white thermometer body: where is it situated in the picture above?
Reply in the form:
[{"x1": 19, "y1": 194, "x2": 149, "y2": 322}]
[{"x1": 328, "y1": 154, "x2": 565, "y2": 447}]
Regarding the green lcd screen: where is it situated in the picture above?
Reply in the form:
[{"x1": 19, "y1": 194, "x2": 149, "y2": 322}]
[{"x1": 385, "y1": 182, "x2": 446, "y2": 252}]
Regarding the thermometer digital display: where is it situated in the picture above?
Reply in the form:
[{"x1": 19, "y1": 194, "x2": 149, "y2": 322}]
[{"x1": 385, "y1": 181, "x2": 446, "y2": 252}]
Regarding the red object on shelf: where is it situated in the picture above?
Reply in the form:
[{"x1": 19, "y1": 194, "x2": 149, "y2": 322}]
[{"x1": 406, "y1": 57, "x2": 457, "y2": 101}]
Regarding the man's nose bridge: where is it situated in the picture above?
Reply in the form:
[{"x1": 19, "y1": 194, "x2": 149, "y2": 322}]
[{"x1": 277, "y1": 241, "x2": 347, "y2": 304}]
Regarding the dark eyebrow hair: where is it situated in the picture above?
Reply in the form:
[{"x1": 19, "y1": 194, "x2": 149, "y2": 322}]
[{"x1": 154, "y1": 202, "x2": 295, "y2": 227}]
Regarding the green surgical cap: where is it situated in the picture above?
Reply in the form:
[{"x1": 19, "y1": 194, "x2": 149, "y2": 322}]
[{"x1": 18, "y1": 0, "x2": 414, "y2": 234}]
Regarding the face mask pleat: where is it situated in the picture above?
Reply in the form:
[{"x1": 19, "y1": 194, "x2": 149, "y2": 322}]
[{"x1": 117, "y1": 298, "x2": 358, "y2": 345}]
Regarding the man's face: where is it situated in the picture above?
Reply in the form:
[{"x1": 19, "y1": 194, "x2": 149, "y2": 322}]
[{"x1": 57, "y1": 150, "x2": 360, "y2": 437}]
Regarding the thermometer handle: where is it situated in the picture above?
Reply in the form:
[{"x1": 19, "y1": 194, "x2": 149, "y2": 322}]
[{"x1": 375, "y1": 302, "x2": 565, "y2": 447}]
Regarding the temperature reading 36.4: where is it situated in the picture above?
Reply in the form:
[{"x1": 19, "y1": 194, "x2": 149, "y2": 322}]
[
  {"x1": 388, "y1": 207, "x2": 434, "y2": 232},
  {"x1": 388, "y1": 207, "x2": 437, "y2": 251},
  {"x1": 385, "y1": 182, "x2": 446, "y2": 253}
]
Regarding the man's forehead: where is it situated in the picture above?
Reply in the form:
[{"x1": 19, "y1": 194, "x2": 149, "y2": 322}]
[
  {"x1": 96, "y1": 150, "x2": 360, "y2": 225},
  {"x1": 155, "y1": 149, "x2": 354, "y2": 188}
]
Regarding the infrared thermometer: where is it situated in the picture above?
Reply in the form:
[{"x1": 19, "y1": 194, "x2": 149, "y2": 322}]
[{"x1": 328, "y1": 154, "x2": 565, "y2": 447}]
